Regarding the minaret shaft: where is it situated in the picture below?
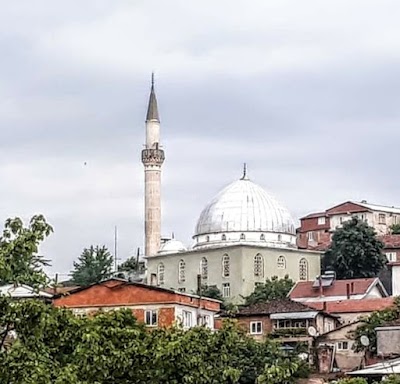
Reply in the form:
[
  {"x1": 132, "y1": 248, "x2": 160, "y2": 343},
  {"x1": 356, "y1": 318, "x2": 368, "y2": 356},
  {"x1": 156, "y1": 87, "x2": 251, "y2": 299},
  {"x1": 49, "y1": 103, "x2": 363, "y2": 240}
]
[{"x1": 142, "y1": 76, "x2": 164, "y2": 257}]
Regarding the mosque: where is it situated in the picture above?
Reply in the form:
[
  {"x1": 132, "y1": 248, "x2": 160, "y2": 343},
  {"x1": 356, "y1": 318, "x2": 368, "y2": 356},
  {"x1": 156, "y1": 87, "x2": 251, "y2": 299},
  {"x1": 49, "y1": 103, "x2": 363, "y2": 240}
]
[{"x1": 142, "y1": 77, "x2": 321, "y2": 303}]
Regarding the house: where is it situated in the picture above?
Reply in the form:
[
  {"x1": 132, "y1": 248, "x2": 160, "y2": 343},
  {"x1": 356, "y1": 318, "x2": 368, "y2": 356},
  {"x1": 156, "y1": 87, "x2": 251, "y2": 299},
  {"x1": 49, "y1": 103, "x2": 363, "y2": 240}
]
[
  {"x1": 228, "y1": 299, "x2": 338, "y2": 344},
  {"x1": 347, "y1": 357, "x2": 400, "y2": 379},
  {"x1": 289, "y1": 275, "x2": 388, "y2": 304},
  {"x1": 297, "y1": 201, "x2": 400, "y2": 261},
  {"x1": 53, "y1": 278, "x2": 221, "y2": 330},
  {"x1": 0, "y1": 284, "x2": 53, "y2": 301},
  {"x1": 307, "y1": 297, "x2": 395, "y2": 324},
  {"x1": 315, "y1": 321, "x2": 364, "y2": 373}
]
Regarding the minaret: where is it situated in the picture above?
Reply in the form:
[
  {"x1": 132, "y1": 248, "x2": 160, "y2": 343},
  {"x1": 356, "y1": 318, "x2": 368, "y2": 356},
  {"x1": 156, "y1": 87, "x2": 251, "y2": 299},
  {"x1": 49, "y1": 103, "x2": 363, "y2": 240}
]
[{"x1": 141, "y1": 74, "x2": 165, "y2": 256}]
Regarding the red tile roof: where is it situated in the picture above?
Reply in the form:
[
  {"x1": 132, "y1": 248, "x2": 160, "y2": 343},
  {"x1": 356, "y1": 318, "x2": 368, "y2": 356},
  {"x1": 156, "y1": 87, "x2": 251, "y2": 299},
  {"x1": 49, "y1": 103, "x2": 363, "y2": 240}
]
[
  {"x1": 289, "y1": 278, "x2": 378, "y2": 299},
  {"x1": 381, "y1": 235, "x2": 400, "y2": 249},
  {"x1": 306, "y1": 297, "x2": 395, "y2": 314},
  {"x1": 236, "y1": 299, "x2": 317, "y2": 316}
]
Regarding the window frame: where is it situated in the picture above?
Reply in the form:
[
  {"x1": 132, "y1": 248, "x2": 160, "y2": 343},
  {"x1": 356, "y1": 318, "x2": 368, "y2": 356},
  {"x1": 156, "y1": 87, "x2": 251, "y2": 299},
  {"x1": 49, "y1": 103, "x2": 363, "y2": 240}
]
[
  {"x1": 222, "y1": 254, "x2": 230, "y2": 278},
  {"x1": 200, "y1": 257, "x2": 208, "y2": 280},
  {"x1": 222, "y1": 282, "x2": 230, "y2": 298},
  {"x1": 299, "y1": 258, "x2": 309, "y2": 281},
  {"x1": 277, "y1": 255, "x2": 286, "y2": 269},
  {"x1": 250, "y1": 321, "x2": 263, "y2": 335},
  {"x1": 178, "y1": 259, "x2": 186, "y2": 283},
  {"x1": 145, "y1": 309, "x2": 158, "y2": 327},
  {"x1": 317, "y1": 217, "x2": 326, "y2": 225},
  {"x1": 386, "y1": 252, "x2": 397, "y2": 262},
  {"x1": 254, "y1": 253, "x2": 264, "y2": 277},
  {"x1": 182, "y1": 310, "x2": 193, "y2": 328},
  {"x1": 337, "y1": 341, "x2": 349, "y2": 350},
  {"x1": 157, "y1": 263, "x2": 165, "y2": 286},
  {"x1": 378, "y1": 213, "x2": 386, "y2": 224}
]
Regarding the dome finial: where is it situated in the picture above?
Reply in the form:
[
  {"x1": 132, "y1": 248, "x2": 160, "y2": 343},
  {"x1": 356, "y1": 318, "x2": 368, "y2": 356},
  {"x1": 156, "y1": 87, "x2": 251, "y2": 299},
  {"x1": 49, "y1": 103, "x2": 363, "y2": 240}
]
[{"x1": 241, "y1": 163, "x2": 249, "y2": 180}]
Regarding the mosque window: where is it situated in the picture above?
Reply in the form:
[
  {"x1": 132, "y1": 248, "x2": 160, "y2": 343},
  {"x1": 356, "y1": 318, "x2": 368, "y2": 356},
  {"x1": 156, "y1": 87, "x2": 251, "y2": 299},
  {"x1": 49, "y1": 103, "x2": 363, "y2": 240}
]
[
  {"x1": 240, "y1": 233, "x2": 246, "y2": 240},
  {"x1": 222, "y1": 254, "x2": 230, "y2": 278},
  {"x1": 222, "y1": 283, "x2": 230, "y2": 298},
  {"x1": 277, "y1": 256, "x2": 286, "y2": 269},
  {"x1": 260, "y1": 234, "x2": 265, "y2": 241},
  {"x1": 299, "y1": 258, "x2": 308, "y2": 281},
  {"x1": 206, "y1": 235, "x2": 210, "y2": 242},
  {"x1": 222, "y1": 234, "x2": 226, "y2": 241},
  {"x1": 277, "y1": 234, "x2": 282, "y2": 242},
  {"x1": 178, "y1": 259, "x2": 186, "y2": 283},
  {"x1": 201, "y1": 257, "x2": 208, "y2": 280},
  {"x1": 254, "y1": 254, "x2": 264, "y2": 277},
  {"x1": 157, "y1": 263, "x2": 165, "y2": 285}
]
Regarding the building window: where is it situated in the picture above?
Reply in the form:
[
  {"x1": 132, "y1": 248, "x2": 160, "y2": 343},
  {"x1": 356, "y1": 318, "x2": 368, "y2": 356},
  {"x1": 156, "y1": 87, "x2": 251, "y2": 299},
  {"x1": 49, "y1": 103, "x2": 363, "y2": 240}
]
[
  {"x1": 157, "y1": 263, "x2": 165, "y2": 286},
  {"x1": 307, "y1": 232, "x2": 313, "y2": 241},
  {"x1": 254, "y1": 254, "x2": 264, "y2": 277},
  {"x1": 182, "y1": 310, "x2": 193, "y2": 327},
  {"x1": 386, "y1": 252, "x2": 397, "y2": 262},
  {"x1": 222, "y1": 282, "x2": 230, "y2": 298},
  {"x1": 178, "y1": 259, "x2": 185, "y2": 283},
  {"x1": 221, "y1": 234, "x2": 226, "y2": 241},
  {"x1": 201, "y1": 315, "x2": 211, "y2": 328},
  {"x1": 318, "y1": 217, "x2": 326, "y2": 225},
  {"x1": 240, "y1": 233, "x2": 246, "y2": 240},
  {"x1": 222, "y1": 254, "x2": 230, "y2": 277},
  {"x1": 201, "y1": 257, "x2": 208, "y2": 280},
  {"x1": 379, "y1": 213, "x2": 386, "y2": 224},
  {"x1": 260, "y1": 233, "x2": 266, "y2": 241},
  {"x1": 178, "y1": 287, "x2": 186, "y2": 292},
  {"x1": 277, "y1": 234, "x2": 282, "y2": 241},
  {"x1": 299, "y1": 258, "x2": 308, "y2": 281},
  {"x1": 277, "y1": 255, "x2": 286, "y2": 269},
  {"x1": 250, "y1": 321, "x2": 263, "y2": 335},
  {"x1": 145, "y1": 310, "x2": 158, "y2": 326},
  {"x1": 206, "y1": 235, "x2": 210, "y2": 242},
  {"x1": 337, "y1": 341, "x2": 349, "y2": 350}
]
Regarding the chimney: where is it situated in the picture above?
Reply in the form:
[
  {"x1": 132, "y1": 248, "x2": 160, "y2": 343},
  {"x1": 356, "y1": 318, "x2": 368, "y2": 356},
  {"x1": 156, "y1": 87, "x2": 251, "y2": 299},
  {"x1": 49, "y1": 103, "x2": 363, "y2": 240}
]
[
  {"x1": 319, "y1": 275, "x2": 324, "y2": 297},
  {"x1": 346, "y1": 283, "x2": 350, "y2": 299}
]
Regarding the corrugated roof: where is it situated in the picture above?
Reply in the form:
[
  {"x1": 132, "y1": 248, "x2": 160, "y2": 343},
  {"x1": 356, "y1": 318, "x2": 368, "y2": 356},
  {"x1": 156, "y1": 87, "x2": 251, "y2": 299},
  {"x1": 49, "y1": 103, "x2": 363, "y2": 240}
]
[{"x1": 236, "y1": 299, "x2": 321, "y2": 316}]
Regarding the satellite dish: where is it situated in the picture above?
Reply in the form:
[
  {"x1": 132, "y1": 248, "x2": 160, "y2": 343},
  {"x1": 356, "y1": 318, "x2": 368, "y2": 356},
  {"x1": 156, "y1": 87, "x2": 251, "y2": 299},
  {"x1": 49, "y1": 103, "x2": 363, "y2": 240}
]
[
  {"x1": 360, "y1": 335, "x2": 370, "y2": 347},
  {"x1": 298, "y1": 353, "x2": 308, "y2": 361},
  {"x1": 308, "y1": 326, "x2": 317, "y2": 337}
]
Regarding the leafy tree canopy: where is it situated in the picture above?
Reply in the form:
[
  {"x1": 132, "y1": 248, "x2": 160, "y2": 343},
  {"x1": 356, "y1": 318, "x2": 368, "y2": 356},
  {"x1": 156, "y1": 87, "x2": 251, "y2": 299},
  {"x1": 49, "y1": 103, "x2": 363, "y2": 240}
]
[
  {"x1": 71, "y1": 245, "x2": 113, "y2": 286},
  {"x1": 0, "y1": 298, "x2": 307, "y2": 384},
  {"x1": 323, "y1": 217, "x2": 386, "y2": 279},
  {"x1": 390, "y1": 223, "x2": 400, "y2": 235},
  {"x1": 0, "y1": 215, "x2": 52, "y2": 287},
  {"x1": 243, "y1": 275, "x2": 295, "y2": 306},
  {"x1": 117, "y1": 256, "x2": 145, "y2": 275}
]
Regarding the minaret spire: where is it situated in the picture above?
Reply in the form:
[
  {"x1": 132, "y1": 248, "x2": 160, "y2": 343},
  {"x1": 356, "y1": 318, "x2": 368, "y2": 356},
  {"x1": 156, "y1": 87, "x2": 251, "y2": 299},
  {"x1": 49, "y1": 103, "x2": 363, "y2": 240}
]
[
  {"x1": 146, "y1": 72, "x2": 160, "y2": 122},
  {"x1": 240, "y1": 163, "x2": 249, "y2": 180},
  {"x1": 142, "y1": 74, "x2": 165, "y2": 257}
]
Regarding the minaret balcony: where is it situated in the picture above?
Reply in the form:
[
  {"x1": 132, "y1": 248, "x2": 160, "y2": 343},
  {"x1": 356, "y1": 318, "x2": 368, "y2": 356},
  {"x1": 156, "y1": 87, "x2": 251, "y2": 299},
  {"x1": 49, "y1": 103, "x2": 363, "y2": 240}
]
[{"x1": 141, "y1": 148, "x2": 165, "y2": 165}]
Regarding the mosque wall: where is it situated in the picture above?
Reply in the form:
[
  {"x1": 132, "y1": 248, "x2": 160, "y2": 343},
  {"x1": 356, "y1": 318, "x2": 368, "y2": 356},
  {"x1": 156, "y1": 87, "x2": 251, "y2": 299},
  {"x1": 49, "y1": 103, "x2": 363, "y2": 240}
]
[{"x1": 146, "y1": 245, "x2": 321, "y2": 304}]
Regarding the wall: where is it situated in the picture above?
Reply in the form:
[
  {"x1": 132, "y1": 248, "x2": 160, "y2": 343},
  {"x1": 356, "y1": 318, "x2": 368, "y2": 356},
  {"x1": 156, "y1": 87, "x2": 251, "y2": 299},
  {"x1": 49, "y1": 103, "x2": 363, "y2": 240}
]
[
  {"x1": 392, "y1": 265, "x2": 400, "y2": 296},
  {"x1": 236, "y1": 315, "x2": 273, "y2": 341},
  {"x1": 147, "y1": 245, "x2": 321, "y2": 304},
  {"x1": 377, "y1": 327, "x2": 400, "y2": 356}
]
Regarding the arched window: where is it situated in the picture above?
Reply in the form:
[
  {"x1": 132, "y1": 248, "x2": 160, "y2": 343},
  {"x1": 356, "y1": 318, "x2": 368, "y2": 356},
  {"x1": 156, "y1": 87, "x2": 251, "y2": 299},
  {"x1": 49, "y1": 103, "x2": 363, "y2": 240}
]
[
  {"x1": 178, "y1": 259, "x2": 186, "y2": 283},
  {"x1": 206, "y1": 235, "x2": 210, "y2": 242},
  {"x1": 260, "y1": 234, "x2": 266, "y2": 241},
  {"x1": 254, "y1": 254, "x2": 264, "y2": 277},
  {"x1": 277, "y1": 255, "x2": 286, "y2": 269},
  {"x1": 221, "y1": 234, "x2": 226, "y2": 241},
  {"x1": 277, "y1": 234, "x2": 282, "y2": 242},
  {"x1": 299, "y1": 258, "x2": 308, "y2": 281},
  {"x1": 240, "y1": 233, "x2": 246, "y2": 240},
  {"x1": 201, "y1": 257, "x2": 208, "y2": 281},
  {"x1": 157, "y1": 263, "x2": 165, "y2": 285},
  {"x1": 222, "y1": 254, "x2": 230, "y2": 278}
]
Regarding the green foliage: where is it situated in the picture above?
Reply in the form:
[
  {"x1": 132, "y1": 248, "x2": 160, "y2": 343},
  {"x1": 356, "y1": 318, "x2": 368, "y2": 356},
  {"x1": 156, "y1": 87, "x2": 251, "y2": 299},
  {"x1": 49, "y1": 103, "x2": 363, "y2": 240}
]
[
  {"x1": 333, "y1": 378, "x2": 368, "y2": 384},
  {"x1": 0, "y1": 299, "x2": 308, "y2": 384},
  {"x1": 0, "y1": 215, "x2": 52, "y2": 286},
  {"x1": 257, "y1": 358, "x2": 299, "y2": 384},
  {"x1": 390, "y1": 224, "x2": 400, "y2": 235},
  {"x1": 353, "y1": 296, "x2": 400, "y2": 354},
  {"x1": 243, "y1": 275, "x2": 295, "y2": 306},
  {"x1": 71, "y1": 245, "x2": 113, "y2": 286},
  {"x1": 117, "y1": 256, "x2": 145, "y2": 275},
  {"x1": 200, "y1": 285, "x2": 237, "y2": 312},
  {"x1": 323, "y1": 217, "x2": 386, "y2": 279},
  {"x1": 380, "y1": 375, "x2": 400, "y2": 384}
]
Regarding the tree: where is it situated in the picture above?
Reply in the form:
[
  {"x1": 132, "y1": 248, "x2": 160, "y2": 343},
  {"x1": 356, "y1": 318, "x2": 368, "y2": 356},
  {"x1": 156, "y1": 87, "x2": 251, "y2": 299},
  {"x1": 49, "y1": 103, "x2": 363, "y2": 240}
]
[
  {"x1": 71, "y1": 245, "x2": 113, "y2": 286},
  {"x1": 0, "y1": 299, "x2": 307, "y2": 384},
  {"x1": 243, "y1": 275, "x2": 295, "y2": 306},
  {"x1": 117, "y1": 256, "x2": 145, "y2": 275},
  {"x1": 0, "y1": 215, "x2": 52, "y2": 287},
  {"x1": 390, "y1": 223, "x2": 400, "y2": 235},
  {"x1": 201, "y1": 284, "x2": 224, "y2": 301},
  {"x1": 323, "y1": 217, "x2": 386, "y2": 279}
]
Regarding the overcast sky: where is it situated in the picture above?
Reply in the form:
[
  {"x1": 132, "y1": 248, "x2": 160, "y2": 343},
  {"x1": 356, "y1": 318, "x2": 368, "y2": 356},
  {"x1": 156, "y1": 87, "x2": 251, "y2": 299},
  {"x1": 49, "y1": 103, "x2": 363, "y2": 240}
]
[{"x1": 1, "y1": 1, "x2": 400, "y2": 278}]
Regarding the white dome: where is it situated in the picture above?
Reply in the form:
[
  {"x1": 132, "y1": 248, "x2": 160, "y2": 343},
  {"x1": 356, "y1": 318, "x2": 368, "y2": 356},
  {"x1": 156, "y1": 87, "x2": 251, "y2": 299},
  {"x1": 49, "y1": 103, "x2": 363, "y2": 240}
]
[
  {"x1": 193, "y1": 176, "x2": 296, "y2": 248},
  {"x1": 158, "y1": 239, "x2": 187, "y2": 255}
]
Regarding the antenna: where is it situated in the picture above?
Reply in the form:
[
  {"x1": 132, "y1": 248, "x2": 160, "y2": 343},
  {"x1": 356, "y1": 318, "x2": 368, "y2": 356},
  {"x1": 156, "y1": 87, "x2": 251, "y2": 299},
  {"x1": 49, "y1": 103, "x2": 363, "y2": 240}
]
[{"x1": 136, "y1": 247, "x2": 140, "y2": 272}]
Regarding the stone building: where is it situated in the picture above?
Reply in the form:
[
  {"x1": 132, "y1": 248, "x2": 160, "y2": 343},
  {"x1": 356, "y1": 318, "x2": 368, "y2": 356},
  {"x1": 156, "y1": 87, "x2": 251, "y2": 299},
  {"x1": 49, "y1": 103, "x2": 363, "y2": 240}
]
[{"x1": 141, "y1": 78, "x2": 321, "y2": 303}]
